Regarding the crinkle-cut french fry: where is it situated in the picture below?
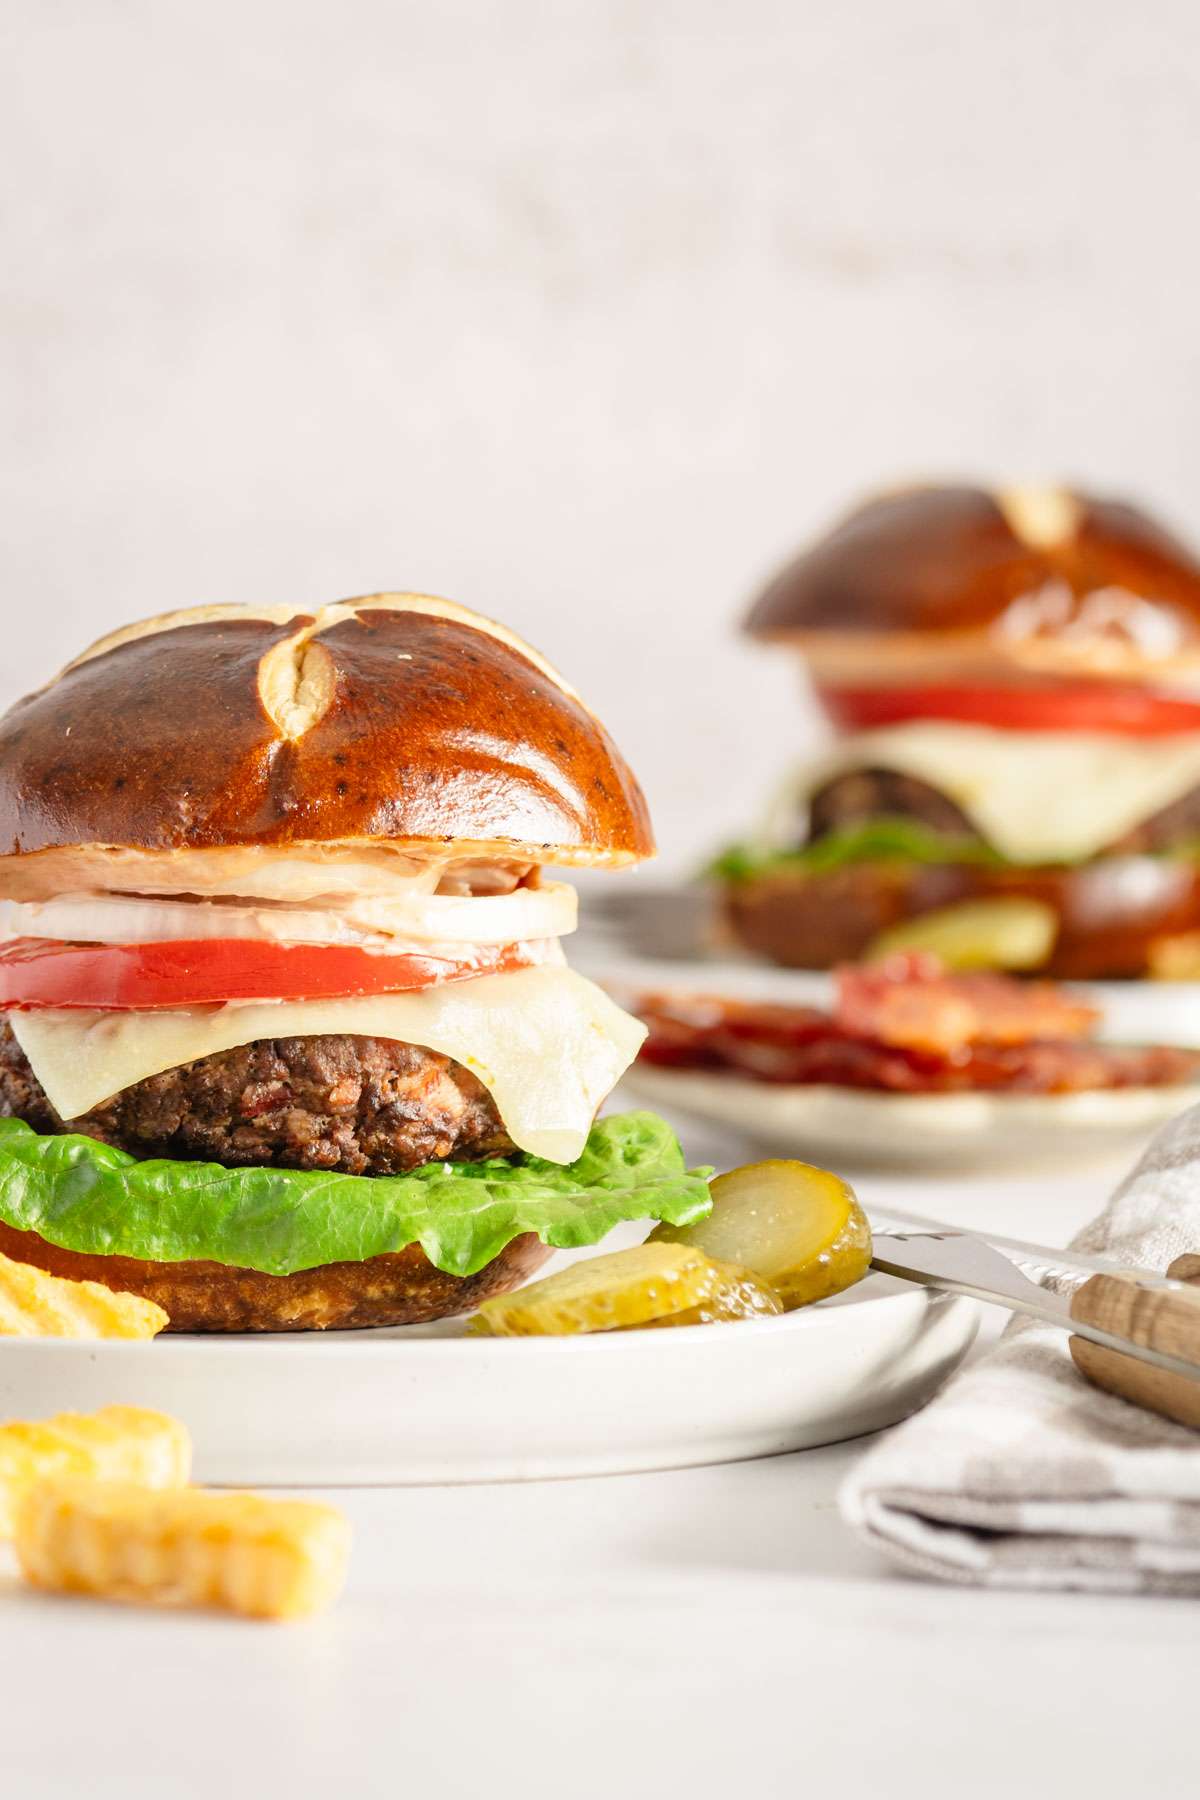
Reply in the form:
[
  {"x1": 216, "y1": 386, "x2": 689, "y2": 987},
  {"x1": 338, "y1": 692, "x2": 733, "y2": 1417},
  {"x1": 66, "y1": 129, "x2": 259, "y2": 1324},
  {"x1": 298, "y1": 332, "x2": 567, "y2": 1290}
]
[
  {"x1": 0, "y1": 1251, "x2": 168, "y2": 1338},
  {"x1": 14, "y1": 1480, "x2": 351, "y2": 1622},
  {"x1": 0, "y1": 1406, "x2": 191, "y2": 1537}
]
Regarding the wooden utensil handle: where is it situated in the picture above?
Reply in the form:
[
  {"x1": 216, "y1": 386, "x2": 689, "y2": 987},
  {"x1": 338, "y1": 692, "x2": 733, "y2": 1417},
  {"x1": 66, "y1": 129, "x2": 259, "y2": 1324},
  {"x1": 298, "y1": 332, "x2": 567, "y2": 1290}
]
[{"x1": 1070, "y1": 1259, "x2": 1200, "y2": 1428}]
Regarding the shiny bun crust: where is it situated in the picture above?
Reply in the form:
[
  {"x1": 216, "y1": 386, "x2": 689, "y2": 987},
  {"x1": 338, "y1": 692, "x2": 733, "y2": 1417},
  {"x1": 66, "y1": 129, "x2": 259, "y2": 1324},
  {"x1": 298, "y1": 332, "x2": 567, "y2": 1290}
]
[
  {"x1": 0, "y1": 595, "x2": 653, "y2": 868},
  {"x1": 745, "y1": 486, "x2": 1200, "y2": 681},
  {"x1": 0, "y1": 1218, "x2": 553, "y2": 1331}
]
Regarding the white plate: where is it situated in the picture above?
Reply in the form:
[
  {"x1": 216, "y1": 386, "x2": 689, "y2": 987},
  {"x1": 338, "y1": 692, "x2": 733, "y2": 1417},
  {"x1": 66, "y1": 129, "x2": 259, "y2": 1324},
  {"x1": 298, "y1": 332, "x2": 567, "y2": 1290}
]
[
  {"x1": 623, "y1": 1063, "x2": 1199, "y2": 1170},
  {"x1": 0, "y1": 1277, "x2": 977, "y2": 1486}
]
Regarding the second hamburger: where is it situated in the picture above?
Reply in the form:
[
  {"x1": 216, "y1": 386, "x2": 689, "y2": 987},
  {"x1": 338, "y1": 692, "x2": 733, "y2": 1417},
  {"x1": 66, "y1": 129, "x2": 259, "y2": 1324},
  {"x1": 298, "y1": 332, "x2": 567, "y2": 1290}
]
[{"x1": 723, "y1": 484, "x2": 1200, "y2": 978}]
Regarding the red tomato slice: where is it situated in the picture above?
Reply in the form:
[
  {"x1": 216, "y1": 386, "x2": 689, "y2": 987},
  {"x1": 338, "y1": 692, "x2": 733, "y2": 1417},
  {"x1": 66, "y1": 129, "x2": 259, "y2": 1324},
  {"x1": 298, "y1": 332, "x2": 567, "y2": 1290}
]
[
  {"x1": 819, "y1": 683, "x2": 1200, "y2": 737},
  {"x1": 0, "y1": 937, "x2": 547, "y2": 1010}
]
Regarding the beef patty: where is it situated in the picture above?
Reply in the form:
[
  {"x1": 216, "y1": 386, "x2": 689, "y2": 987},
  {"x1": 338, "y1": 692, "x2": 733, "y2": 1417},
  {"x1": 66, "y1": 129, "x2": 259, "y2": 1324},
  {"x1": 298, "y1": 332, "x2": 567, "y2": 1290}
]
[
  {"x1": 0, "y1": 1023, "x2": 515, "y2": 1176},
  {"x1": 808, "y1": 767, "x2": 976, "y2": 843}
]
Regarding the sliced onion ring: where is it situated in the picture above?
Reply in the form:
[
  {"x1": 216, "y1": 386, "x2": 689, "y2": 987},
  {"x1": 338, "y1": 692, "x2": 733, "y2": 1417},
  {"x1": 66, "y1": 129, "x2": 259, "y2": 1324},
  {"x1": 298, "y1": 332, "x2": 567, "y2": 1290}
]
[{"x1": 0, "y1": 883, "x2": 578, "y2": 952}]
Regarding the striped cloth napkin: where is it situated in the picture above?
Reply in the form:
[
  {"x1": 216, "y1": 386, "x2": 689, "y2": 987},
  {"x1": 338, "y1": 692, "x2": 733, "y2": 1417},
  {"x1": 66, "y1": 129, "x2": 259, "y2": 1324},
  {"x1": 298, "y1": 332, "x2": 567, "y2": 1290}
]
[{"x1": 840, "y1": 1101, "x2": 1200, "y2": 1595}]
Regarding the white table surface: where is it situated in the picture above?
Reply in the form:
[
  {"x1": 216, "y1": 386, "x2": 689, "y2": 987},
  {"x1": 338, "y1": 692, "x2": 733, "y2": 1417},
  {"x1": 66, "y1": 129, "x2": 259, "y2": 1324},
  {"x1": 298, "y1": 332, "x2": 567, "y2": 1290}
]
[{"x1": 3, "y1": 1105, "x2": 1196, "y2": 1800}]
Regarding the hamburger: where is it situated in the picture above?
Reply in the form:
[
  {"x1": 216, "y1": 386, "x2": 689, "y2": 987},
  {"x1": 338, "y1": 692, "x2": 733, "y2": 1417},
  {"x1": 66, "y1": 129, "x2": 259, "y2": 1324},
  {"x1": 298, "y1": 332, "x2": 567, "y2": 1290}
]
[
  {"x1": 0, "y1": 594, "x2": 710, "y2": 1330},
  {"x1": 719, "y1": 484, "x2": 1200, "y2": 978}
]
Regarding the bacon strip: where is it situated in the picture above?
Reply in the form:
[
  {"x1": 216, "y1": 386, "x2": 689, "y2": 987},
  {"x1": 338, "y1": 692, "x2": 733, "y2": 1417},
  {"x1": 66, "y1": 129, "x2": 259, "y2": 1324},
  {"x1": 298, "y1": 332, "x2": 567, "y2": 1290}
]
[
  {"x1": 833, "y1": 953, "x2": 1099, "y2": 1054},
  {"x1": 632, "y1": 965, "x2": 1198, "y2": 1097}
]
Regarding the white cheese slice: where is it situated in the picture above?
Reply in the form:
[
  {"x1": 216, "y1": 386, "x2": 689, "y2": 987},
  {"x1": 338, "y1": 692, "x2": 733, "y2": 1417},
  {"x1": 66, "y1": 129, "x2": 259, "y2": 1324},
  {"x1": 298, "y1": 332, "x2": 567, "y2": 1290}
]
[
  {"x1": 9, "y1": 966, "x2": 646, "y2": 1166},
  {"x1": 791, "y1": 723, "x2": 1200, "y2": 864}
]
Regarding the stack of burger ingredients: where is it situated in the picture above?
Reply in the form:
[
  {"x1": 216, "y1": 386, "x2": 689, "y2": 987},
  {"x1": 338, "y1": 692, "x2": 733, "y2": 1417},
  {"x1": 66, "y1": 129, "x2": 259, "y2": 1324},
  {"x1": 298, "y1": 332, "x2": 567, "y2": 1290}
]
[{"x1": 0, "y1": 594, "x2": 713, "y2": 1331}]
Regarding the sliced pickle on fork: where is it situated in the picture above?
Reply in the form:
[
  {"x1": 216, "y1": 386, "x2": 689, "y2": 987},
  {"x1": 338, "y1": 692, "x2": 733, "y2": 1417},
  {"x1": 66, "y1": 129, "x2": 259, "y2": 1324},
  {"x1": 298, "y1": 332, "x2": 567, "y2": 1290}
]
[
  {"x1": 473, "y1": 1242, "x2": 737, "y2": 1336},
  {"x1": 651, "y1": 1160, "x2": 871, "y2": 1310},
  {"x1": 631, "y1": 1260, "x2": 784, "y2": 1328}
]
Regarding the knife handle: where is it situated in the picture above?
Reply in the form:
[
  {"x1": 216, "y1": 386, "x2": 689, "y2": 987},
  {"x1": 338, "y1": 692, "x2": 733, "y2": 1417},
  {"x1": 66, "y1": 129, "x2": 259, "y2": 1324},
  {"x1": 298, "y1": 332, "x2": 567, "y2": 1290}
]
[{"x1": 1069, "y1": 1258, "x2": 1200, "y2": 1428}]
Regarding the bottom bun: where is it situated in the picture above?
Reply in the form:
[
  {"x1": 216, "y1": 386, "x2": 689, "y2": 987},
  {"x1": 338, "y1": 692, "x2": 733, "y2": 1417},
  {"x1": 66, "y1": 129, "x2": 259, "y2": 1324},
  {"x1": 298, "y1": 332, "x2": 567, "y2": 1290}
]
[
  {"x1": 723, "y1": 855, "x2": 1200, "y2": 979},
  {"x1": 0, "y1": 1220, "x2": 553, "y2": 1333}
]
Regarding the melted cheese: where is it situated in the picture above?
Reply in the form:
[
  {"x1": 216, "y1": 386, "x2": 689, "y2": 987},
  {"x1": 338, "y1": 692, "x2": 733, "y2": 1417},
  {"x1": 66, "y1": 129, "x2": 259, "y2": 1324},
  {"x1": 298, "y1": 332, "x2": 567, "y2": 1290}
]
[
  {"x1": 794, "y1": 723, "x2": 1200, "y2": 863},
  {"x1": 9, "y1": 966, "x2": 646, "y2": 1166}
]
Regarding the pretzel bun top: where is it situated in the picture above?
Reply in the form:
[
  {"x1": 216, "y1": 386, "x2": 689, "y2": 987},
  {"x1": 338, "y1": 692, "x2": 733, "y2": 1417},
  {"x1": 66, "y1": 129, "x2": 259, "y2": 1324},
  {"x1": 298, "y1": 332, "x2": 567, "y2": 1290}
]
[
  {"x1": 745, "y1": 485, "x2": 1200, "y2": 683},
  {"x1": 0, "y1": 594, "x2": 654, "y2": 877}
]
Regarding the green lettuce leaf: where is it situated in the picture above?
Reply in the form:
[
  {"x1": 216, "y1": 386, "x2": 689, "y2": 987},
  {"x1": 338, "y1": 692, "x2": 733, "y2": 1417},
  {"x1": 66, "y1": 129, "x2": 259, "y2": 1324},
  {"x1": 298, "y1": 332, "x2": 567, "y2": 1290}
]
[
  {"x1": 710, "y1": 819, "x2": 1200, "y2": 883},
  {"x1": 708, "y1": 817, "x2": 1008, "y2": 882},
  {"x1": 0, "y1": 1112, "x2": 712, "y2": 1279}
]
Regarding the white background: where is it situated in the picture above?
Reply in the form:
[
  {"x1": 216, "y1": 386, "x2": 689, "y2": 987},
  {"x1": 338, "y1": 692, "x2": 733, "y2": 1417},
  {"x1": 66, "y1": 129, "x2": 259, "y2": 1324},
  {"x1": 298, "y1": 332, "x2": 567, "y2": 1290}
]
[{"x1": 5, "y1": 0, "x2": 1200, "y2": 872}]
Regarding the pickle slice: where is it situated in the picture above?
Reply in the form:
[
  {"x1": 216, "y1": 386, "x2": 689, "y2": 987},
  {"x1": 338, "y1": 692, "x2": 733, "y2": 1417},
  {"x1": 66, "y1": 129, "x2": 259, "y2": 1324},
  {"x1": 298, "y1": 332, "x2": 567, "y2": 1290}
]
[
  {"x1": 651, "y1": 1160, "x2": 871, "y2": 1310},
  {"x1": 632, "y1": 1260, "x2": 783, "y2": 1328},
  {"x1": 473, "y1": 1242, "x2": 732, "y2": 1336},
  {"x1": 1148, "y1": 931, "x2": 1200, "y2": 982},
  {"x1": 867, "y1": 896, "x2": 1058, "y2": 972}
]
